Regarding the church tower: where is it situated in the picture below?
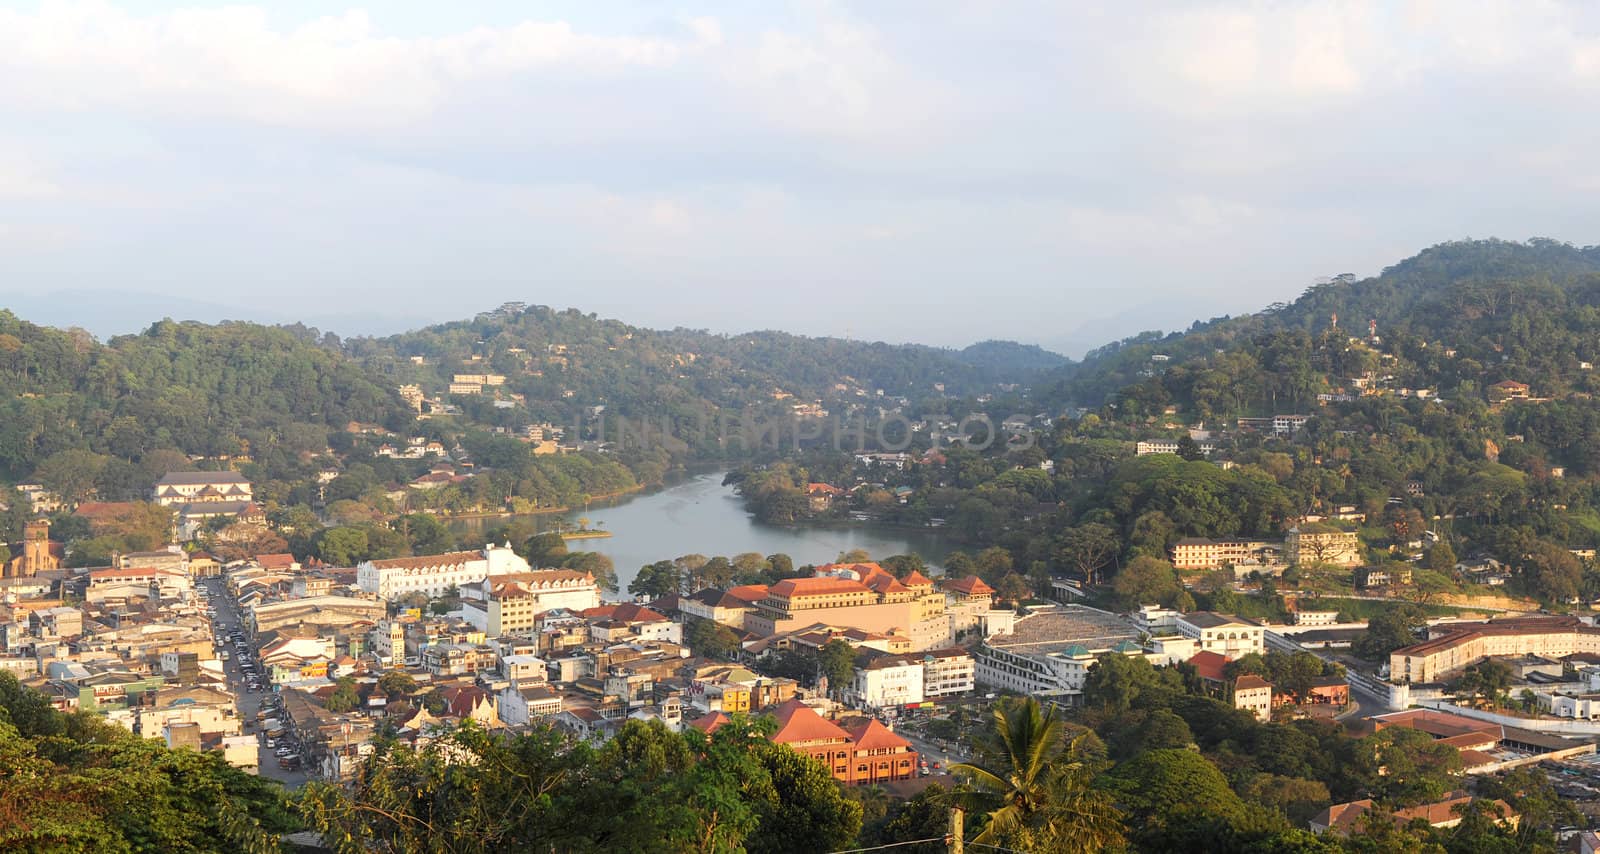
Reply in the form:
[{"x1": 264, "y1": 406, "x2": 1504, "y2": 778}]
[{"x1": 15, "y1": 520, "x2": 53, "y2": 577}]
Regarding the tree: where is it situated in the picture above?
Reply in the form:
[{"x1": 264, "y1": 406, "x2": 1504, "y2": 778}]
[
  {"x1": 766, "y1": 553, "x2": 795, "y2": 579},
  {"x1": 744, "y1": 740, "x2": 862, "y2": 854},
  {"x1": 34, "y1": 449, "x2": 111, "y2": 505},
  {"x1": 817, "y1": 640, "x2": 856, "y2": 697},
  {"x1": 1423, "y1": 541, "x2": 1457, "y2": 572},
  {"x1": 315, "y1": 527, "x2": 369, "y2": 566},
  {"x1": 1353, "y1": 604, "x2": 1427, "y2": 661},
  {"x1": 687, "y1": 620, "x2": 740, "y2": 659},
  {"x1": 522, "y1": 531, "x2": 569, "y2": 567},
  {"x1": 952, "y1": 697, "x2": 1124, "y2": 851},
  {"x1": 630, "y1": 560, "x2": 680, "y2": 599},
  {"x1": 324, "y1": 677, "x2": 360, "y2": 713},
  {"x1": 1176, "y1": 436, "x2": 1205, "y2": 461},
  {"x1": 1083, "y1": 653, "x2": 1172, "y2": 716},
  {"x1": 995, "y1": 572, "x2": 1032, "y2": 603},
  {"x1": 1362, "y1": 726, "x2": 1463, "y2": 807},
  {"x1": 562, "y1": 551, "x2": 618, "y2": 594},
  {"x1": 1059, "y1": 523, "x2": 1119, "y2": 586},
  {"x1": 1111, "y1": 555, "x2": 1182, "y2": 606},
  {"x1": 377, "y1": 670, "x2": 416, "y2": 697},
  {"x1": 1101, "y1": 748, "x2": 1244, "y2": 833}
]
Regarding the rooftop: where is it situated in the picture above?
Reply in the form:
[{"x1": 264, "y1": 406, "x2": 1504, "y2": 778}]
[{"x1": 984, "y1": 605, "x2": 1141, "y2": 656}]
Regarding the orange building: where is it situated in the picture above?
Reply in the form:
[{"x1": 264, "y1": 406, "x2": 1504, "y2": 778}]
[
  {"x1": 746, "y1": 563, "x2": 950, "y2": 650},
  {"x1": 768, "y1": 699, "x2": 918, "y2": 786}
]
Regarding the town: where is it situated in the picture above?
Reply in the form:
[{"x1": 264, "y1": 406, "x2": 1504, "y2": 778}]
[{"x1": 9, "y1": 451, "x2": 1600, "y2": 850}]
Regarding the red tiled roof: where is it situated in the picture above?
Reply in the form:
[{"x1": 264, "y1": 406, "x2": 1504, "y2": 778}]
[
  {"x1": 369, "y1": 550, "x2": 480, "y2": 570},
  {"x1": 690, "y1": 712, "x2": 730, "y2": 734},
  {"x1": 581, "y1": 603, "x2": 667, "y2": 623},
  {"x1": 257, "y1": 553, "x2": 296, "y2": 569},
  {"x1": 1233, "y1": 674, "x2": 1271, "y2": 691},
  {"x1": 726, "y1": 585, "x2": 769, "y2": 604},
  {"x1": 847, "y1": 718, "x2": 913, "y2": 752},
  {"x1": 901, "y1": 570, "x2": 933, "y2": 588},
  {"x1": 769, "y1": 699, "x2": 850, "y2": 744},
  {"x1": 867, "y1": 574, "x2": 907, "y2": 594},
  {"x1": 943, "y1": 575, "x2": 994, "y2": 596},
  {"x1": 770, "y1": 577, "x2": 870, "y2": 598},
  {"x1": 1188, "y1": 650, "x2": 1229, "y2": 682}
]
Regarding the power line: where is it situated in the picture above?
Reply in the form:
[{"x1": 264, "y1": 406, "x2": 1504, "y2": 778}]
[{"x1": 826, "y1": 837, "x2": 950, "y2": 854}]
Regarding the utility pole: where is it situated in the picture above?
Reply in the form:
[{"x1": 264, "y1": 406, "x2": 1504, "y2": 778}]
[{"x1": 947, "y1": 806, "x2": 963, "y2": 854}]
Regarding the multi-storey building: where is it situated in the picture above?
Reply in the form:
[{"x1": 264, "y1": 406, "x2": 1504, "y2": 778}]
[
  {"x1": 1391, "y1": 616, "x2": 1600, "y2": 683},
  {"x1": 1175, "y1": 612, "x2": 1264, "y2": 659},
  {"x1": 698, "y1": 699, "x2": 918, "y2": 786},
  {"x1": 921, "y1": 647, "x2": 976, "y2": 698},
  {"x1": 974, "y1": 606, "x2": 1144, "y2": 700},
  {"x1": 1171, "y1": 538, "x2": 1277, "y2": 571},
  {"x1": 153, "y1": 471, "x2": 253, "y2": 508},
  {"x1": 1285, "y1": 526, "x2": 1362, "y2": 566},
  {"x1": 357, "y1": 544, "x2": 531, "y2": 600},
  {"x1": 472, "y1": 570, "x2": 600, "y2": 635},
  {"x1": 746, "y1": 563, "x2": 951, "y2": 651}
]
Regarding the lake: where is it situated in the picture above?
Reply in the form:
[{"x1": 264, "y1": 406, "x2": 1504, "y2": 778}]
[{"x1": 450, "y1": 471, "x2": 952, "y2": 597}]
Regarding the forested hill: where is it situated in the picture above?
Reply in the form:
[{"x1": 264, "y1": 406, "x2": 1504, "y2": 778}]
[
  {"x1": 1047, "y1": 238, "x2": 1600, "y2": 408},
  {"x1": 347, "y1": 306, "x2": 1069, "y2": 427},
  {"x1": 0, "y1": 315, "x2": 410, "y2": 482}
]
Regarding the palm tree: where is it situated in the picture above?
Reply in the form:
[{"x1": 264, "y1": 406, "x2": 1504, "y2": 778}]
[{"x1": 951, "y1": 697, "x2": 1123, "y2": 850}]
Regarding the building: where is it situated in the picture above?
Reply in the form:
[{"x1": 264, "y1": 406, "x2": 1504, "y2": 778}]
[
  {"x1": 974, "y1": 606, "x2": 1143, "y2": 700},
  {"x1": 1135, "y1": 439, "x2": 1216, "y2": 457},
  {"x1": 1311, "y1": 793, "x2": 1516, "y2": 836},
  {"x1": 1285, "y1": 526, "x2": 1362, "y2": 566},
  {"x1": 499, "y1": 683, "x2": 563, "y2": 726},
  {"x1": 152, "y1": 471, "x2": 253, "y2": 508},
  {"x1": 248, "y1": 596, "x2": 387, "y2": 637},
  {"x1": 1176, "y1": 612, "x2": 1264, "y2": 659},
  {"x1": 1390, "y1": 616, "x2": 1600, "y2": 683},
  {"x1": 357, "y1": 544, "x2": 531, "y2": 600},
  {"x1": 849, "y1": 650, "x2": 925, "y2": 709},
  {"x1": 1293, "y1": 610, "x2": 1340, "y2": 627},
  {"x1": 746, "y1": 563, "x2": 951, "y2": 651},
  {"x1": 1488, "y1": 380, "x2": 1530, "y2": 403},
  {"x1": 756, "y1": 698, "x2": 918, "y2": 786},
  {"x1": 1233, "y1": 674, "x2": 1273, "y2": 722},
  {"x1": 681, "y1": 585, "x2": 768, "y2": 630},
  {"x1": 1356, "y1": 565, "x2": 1413, "y2": 590},
  {"x1": 1170, "y1": 538, "x2": 1277, "y2": 571},
  {"x1": 4, "y1": 520, "x2": 63, "y2": 578},
  {"x1": 921, "y1": 647, "x2": 977, "y2": 699},
  {"x1": 474, "y1": 570, "x2": 601, "y2": 635}
]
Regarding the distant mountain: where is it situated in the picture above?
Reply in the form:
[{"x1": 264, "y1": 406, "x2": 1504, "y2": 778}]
[
  {"x1": 956, "y1": 340, "x2": 1072, "y2": 376},
  {"x1": 1045, "y1": 238, "x2": 1600, "y2": 408},
  {"x1": 347, "y1": 306, "x2": 1038, "y2": 438}
]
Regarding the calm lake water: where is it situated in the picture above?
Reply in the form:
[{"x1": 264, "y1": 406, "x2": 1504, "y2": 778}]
[{"x1": 451, "y1": 471, "x2": 952, "y2": 597}]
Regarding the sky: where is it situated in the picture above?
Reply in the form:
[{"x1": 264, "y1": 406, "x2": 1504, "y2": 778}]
[{"x1": 2, "y1": 1, "x2": 1600, "y2": 355}]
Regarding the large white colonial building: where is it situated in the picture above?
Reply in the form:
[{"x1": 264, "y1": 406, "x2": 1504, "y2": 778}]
[{"x1": 357, "y1": 544, "x2": 530, "y2": 600}]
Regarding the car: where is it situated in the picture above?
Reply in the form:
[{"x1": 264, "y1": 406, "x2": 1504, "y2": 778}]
[
  {"x1": 275, "y1": 747, "x2": 292, "y2": 757},
  {"x1": 219, "y1": 651, "x2": 231, "y2": 660},
  {"x1": 265, "y1": 739, "x2": 276, "y2": 748}
]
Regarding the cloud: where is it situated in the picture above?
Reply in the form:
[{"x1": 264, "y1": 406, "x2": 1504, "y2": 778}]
[
  {"x1": 0, "y1": 3, "x2": 714, "y2": 129},
  {"x1": 3, "y1": 1, "x2": 1600, "y2": 353}
]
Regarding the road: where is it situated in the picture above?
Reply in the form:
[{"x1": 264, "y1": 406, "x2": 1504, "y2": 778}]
[{"x1": 202, "y1": 577, "x2": 312, "y2": 787}]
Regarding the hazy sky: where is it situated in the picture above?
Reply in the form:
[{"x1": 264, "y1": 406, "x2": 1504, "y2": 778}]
[{"x1": 2, "y1": 1, "x2": 1599, "y2": 354}]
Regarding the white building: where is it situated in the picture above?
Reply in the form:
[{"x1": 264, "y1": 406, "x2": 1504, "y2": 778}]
[
  {"x1": 849, "y1": 651, "x2": 925, "y2": 709},
  {"x1": 476, "y1": 571, "x2": 602, "y2": 636},
  {"x1": 357, "y1": 544, "x2": 531, "y2": 600},
  {"x1": 1176, "y1": 612, "x2": 1264, "y2": 659},
  {"x1": 974, "y1": 606, "x2": 1144, "y2": 700},
  {"x1": 499, "y1": 683, "x2": 564, "y2": 726},
  {"x1": 921, "y1": 647, "x2": 976, "y2": 699}
]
